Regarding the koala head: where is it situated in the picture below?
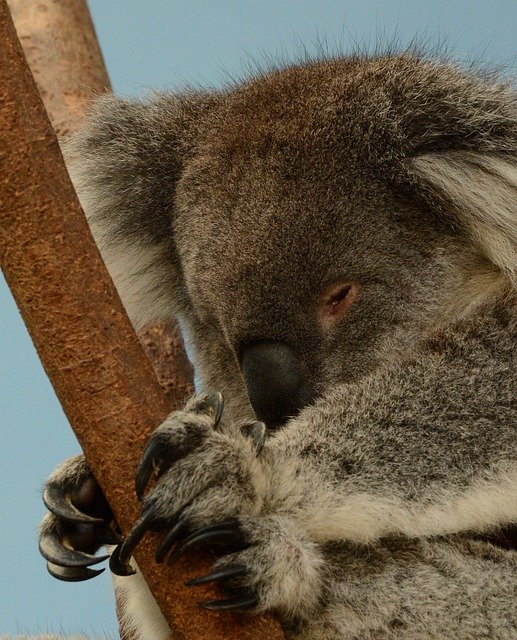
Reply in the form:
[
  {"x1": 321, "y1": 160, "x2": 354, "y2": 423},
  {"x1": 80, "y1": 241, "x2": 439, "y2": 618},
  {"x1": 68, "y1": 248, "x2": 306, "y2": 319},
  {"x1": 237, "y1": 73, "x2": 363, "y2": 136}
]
[{"x1": 66, "y1": 55, "x2": 516, "y2": 428}]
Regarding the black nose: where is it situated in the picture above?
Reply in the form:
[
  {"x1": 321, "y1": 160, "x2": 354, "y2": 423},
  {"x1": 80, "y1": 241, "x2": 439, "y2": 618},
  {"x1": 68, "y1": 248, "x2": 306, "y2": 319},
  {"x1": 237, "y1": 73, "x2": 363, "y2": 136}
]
[{"x1": 240, "y1": 341, "x2": 310, "y2": 428}]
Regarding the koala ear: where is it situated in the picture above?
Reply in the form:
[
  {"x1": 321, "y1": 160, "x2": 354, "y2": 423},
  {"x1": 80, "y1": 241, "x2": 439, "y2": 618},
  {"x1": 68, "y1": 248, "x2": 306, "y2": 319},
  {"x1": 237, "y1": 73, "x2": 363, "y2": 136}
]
[
  {"x1": 411, "y1": 152, "x2": 517, "y2": 285},
  {"x1": 62, "y1": 93, "x2": 212, "y2": 327}
]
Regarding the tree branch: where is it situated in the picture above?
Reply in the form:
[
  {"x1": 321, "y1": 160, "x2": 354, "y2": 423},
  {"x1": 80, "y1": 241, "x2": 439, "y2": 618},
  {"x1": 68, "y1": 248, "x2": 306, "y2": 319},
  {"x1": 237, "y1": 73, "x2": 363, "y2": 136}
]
[{"x1": 0, "y1": 2, "x2": 284, "y2": 638}]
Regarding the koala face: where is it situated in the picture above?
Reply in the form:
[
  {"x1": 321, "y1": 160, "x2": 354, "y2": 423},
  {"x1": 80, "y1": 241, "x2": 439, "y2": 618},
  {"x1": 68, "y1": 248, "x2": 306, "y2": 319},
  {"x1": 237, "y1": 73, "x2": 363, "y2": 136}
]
[
  {"x1": 71, "y1": 55, "x2": 514, "y2": 428},
  {"x1": 173, "y1": 61, "x2": 463, "y2": 426}
]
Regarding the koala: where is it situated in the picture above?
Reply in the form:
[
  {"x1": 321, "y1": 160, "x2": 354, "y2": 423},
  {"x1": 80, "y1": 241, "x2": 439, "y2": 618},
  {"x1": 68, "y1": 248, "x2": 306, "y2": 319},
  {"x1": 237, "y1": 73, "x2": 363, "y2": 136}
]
[{"x1": 38, "y1": 54, "x2": 516, "y2": 640}]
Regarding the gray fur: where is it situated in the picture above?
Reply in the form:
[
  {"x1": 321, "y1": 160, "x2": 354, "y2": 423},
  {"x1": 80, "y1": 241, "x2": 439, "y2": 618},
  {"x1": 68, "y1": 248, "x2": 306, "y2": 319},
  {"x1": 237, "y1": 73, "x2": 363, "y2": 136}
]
[{"x1": 43, "y1": 54, "x2": 516, "y2": 639}]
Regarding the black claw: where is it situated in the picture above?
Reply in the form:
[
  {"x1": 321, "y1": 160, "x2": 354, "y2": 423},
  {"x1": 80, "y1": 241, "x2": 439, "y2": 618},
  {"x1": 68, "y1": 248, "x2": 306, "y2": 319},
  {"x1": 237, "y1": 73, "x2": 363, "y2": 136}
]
[
  {"x1": 158, "y1": 516, "x2": 239, "y2": 563},
  {"x1": 195, "y1": 392, "x2": 224, "y2": 427},
  {"x1": 241, "y1": 421, "x2": 267, "y2": 455},
  {"x1": 135, "y1": 439, "x2": 169, "y2": 501},
  {"x1": 109, "y1": 544, "x2": 136, "y2": 577},
  {"x1": 100, "y1": 521, "x2": 124, "y2": 546},
  {"x1": 155, "y1": 508, "x2": 237, "y2": 564},
  {"x1": 167, "y1": 524, "x2": 246, "y2": 566},
  {"x1": 109, "y1": 509, "x2": 156, "y2": 576},
  {"x1": 47, "y1": 561, "x2": 105, "y2": 582},
  {"x1": 155, "y1": 518, "x2": 187, "y2": 563},
  {"x1": 199, "y1": 593, "x2": 259, "y2": 611},
  {"x1": 39, "y1": 532, "x2": 109, "y2": 567},
  {"x1": 43, "y1": 485, "x2": 102, "y2": 524},
  {"x1": 135, "y1": 393, "x2": 225, "y2": 501},
  {"x1": 185, "y1": 563, "x2": 247, "y2": 586}
]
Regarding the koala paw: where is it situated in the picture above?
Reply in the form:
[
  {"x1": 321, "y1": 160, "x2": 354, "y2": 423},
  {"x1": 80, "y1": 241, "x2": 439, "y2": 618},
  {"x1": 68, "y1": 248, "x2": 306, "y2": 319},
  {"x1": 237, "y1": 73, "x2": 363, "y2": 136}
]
[
  {"x1": 110, "y1": 393, "x2": 323, "y2": 619},
  {"x1": 39, "y1": 455, "x2": 121, "y2": 581},
  {"x1": 184, "y1": 515, "x2": 324, "y2": 620}
]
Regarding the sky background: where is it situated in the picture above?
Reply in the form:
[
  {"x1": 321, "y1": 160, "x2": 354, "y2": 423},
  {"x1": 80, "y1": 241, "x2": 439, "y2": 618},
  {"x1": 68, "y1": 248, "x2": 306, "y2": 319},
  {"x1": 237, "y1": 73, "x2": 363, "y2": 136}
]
[{"x1": 1, "y1": 1, "x2": 516, "y2": 637}]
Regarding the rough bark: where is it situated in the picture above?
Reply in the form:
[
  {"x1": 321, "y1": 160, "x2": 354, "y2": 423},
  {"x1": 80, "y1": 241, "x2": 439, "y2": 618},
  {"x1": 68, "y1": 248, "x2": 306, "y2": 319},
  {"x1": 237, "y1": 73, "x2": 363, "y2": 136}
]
[
  {"x1": 1, "y1": 2, "x2": 283, "y2": 639},
  {"x1": 6, "y1": 0, "x2": 110, "y2": 137},
  {"x1": 7, "y1": 1, "x2": 190, "y2": 636},
  {"x1": 6, "y1": 0, "x2": 194, "y2": 403}
]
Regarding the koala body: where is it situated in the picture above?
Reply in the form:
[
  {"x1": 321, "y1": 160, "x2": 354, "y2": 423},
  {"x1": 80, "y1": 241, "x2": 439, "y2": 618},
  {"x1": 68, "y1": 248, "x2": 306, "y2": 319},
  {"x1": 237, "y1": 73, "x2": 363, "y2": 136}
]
[{"x1": 40, "y1": 54, "x2": 516, "y2": 639}]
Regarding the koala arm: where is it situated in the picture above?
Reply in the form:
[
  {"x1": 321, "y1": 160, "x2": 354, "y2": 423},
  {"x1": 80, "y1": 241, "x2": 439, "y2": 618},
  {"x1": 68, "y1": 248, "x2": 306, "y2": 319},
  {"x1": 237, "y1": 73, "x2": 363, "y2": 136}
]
[
  {"x1": 260, "y1": 310, "x2": 516, "y2": 545},
  {"x1": 103, "y1": 381, "x2": 515, "y2": 635}
]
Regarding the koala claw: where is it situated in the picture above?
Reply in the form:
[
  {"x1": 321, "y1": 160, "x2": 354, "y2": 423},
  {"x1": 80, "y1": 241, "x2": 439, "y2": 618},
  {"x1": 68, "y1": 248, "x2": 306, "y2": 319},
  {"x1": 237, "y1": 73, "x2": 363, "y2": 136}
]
[
  {"x1": 39, "y1": 532, "x2": 109, "y2": 567},
  {"x1": 46, "y1": 561, "x2": 105, "y2": 582},
  {"x1": 184, "y1": 562, "x2": 247, "y2": 586},
  {"x1": 196, "y1": 391, "x2": 225, "y2": 427},
  {"x1": 109, "y1": 544, "x2": 137, "y2": 577},
  {"x1": 135, "y1": 392, "x2": 225, "y2": 500},
  {"x1": 155, "y1": 518, "x2": 240, "y2": 563},
  {"x1": 155, "y1": 517, "x2": 188, "y2": 563},
  {"x1": 110, "y1": 506, "x2": 181, "y2": 575},
  {"x1": 240, "y1": 421, "x2": 267, "y2": 455},
  {"x1": 165, "y1": 520, "x2": 248, "y2": 566},
  {"x1": 199, "y1": 593, "x2": 259, "y2": 612},
  {"x1": 109, "y1": 509, "x2": 157, "y2": 576},
  {"x1": 43, "y1": 484, "x2": 103, "y2": 524}
]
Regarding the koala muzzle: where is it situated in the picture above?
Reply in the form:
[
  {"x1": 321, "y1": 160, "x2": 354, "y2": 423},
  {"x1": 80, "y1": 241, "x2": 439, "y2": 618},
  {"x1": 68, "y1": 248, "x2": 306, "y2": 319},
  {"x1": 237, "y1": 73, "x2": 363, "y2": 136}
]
[{"x1": 240, "y1": 340, "x2": 310, "y2": 428}]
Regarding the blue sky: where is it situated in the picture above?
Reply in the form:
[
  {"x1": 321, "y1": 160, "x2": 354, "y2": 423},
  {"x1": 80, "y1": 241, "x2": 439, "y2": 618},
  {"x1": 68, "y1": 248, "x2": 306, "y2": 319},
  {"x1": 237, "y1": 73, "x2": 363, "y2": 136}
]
[{"x1": 1, "y1": 1, "x2": 515, "y2": 637}]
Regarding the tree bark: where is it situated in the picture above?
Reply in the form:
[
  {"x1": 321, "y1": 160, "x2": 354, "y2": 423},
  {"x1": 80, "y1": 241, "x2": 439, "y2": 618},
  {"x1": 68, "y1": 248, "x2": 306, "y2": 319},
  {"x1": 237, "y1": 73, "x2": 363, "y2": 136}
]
[
  {"x1": 1, "y1": 2, "x2": 284, "y2": 639},
  {"x1": 6, "y1": 0, "x2": 110, "y2": 137},
  {"x1": 6, "y1": 0, "x2": 195, "y2": 403},
  {"x1": 7, "y1": 1, "x2": 191, "y2": 635}
]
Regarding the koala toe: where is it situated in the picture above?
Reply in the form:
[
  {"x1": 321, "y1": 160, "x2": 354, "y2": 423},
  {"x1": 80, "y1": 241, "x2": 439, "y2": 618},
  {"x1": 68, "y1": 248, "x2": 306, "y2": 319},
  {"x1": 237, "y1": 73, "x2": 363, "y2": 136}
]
[
  {"x1": 40, "y1": 455, "x2": 120, "y2": 581},
  {"x1": 135, "y1": 392, "x2": 224, "y2": 500},
  {"x1": 185, "y1": 515, "x2": 325, "y2": 622}
]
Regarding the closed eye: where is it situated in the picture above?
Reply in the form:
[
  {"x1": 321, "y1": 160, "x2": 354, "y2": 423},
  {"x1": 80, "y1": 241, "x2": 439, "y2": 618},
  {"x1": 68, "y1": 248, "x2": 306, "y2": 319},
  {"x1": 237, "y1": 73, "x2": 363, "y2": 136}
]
[{"x1": 319, "y1": 282, "x2": 359, "y2": 326}]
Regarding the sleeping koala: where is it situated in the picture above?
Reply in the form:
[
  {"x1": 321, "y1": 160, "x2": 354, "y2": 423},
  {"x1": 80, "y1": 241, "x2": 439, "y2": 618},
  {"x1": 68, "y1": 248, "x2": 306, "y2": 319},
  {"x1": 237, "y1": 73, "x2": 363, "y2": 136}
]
[{"x1": 39, "y1": 54, "x2": 516, "y2": 640}]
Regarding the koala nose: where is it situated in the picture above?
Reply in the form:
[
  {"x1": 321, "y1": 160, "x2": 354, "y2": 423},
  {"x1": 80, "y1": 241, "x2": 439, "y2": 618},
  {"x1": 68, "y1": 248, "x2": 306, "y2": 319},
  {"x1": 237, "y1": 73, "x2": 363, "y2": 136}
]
[{"x1": 240, "y1": 340, "x2": 309, "y2": 428}]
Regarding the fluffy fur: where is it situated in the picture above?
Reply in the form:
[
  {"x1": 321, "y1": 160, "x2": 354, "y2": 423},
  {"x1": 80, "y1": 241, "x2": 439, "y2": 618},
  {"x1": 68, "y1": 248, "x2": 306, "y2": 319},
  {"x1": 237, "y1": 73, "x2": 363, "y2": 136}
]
[{"x1": 42, "y1": 54, "x2": 517, "y2": 639}]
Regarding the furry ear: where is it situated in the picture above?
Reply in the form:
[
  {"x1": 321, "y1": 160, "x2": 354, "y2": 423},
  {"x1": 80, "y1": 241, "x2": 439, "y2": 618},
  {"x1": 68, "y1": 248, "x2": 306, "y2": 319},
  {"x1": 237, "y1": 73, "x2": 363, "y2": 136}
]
[
  {"x1": 411, "y1": 152, "x2": 517, "y2": 286},
  {"x1": 62, "y1": 93, "x2": 213, "y2": 327}
]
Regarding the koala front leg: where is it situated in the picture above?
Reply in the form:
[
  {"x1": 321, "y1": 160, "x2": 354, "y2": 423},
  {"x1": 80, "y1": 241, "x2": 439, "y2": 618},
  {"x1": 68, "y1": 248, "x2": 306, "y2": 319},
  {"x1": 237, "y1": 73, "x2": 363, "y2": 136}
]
[
  {"x1": 112, "y1": 385, "x2": 516, "y2": 640},
  {"x1": 111, "y1": 393, "x2": 325, "y2": 626}
]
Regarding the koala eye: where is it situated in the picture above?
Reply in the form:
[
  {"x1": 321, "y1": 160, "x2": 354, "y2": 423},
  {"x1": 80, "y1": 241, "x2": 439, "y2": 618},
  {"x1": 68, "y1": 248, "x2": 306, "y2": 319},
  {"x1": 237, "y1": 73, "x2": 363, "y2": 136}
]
[{"x1": 319, "y1": 282, "x2": 359, "y2": 326}]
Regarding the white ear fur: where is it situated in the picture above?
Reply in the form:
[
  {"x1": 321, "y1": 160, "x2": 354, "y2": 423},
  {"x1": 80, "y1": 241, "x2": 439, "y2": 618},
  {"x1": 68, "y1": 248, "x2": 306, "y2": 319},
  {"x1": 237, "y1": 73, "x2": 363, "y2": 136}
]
[
  {"x1": 87, "y1": 230, "x2": 173, "y2": 330},
  {"x1": 412, "y1": 152, "x2": 517, "y2": 286},
  {"x1": 63, "y1": 141, "x2": 174, "y2": 330}
]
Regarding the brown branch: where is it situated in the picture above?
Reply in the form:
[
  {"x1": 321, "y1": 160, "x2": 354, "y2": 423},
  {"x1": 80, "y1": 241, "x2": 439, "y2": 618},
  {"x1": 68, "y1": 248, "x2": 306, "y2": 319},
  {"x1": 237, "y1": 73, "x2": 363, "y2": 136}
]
[
  {"x1": 7, "y1": 0, "x2": 195, "y2": 407},
  {"x1": 0, "y1": 2, "x2": 284, "y2": 639},
  {"x1": 6, "y1": 0, "x2": 111, "y2": 136},
  {"x1": 7, "y1": 1, "x2": 188, "y2": 635}
]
